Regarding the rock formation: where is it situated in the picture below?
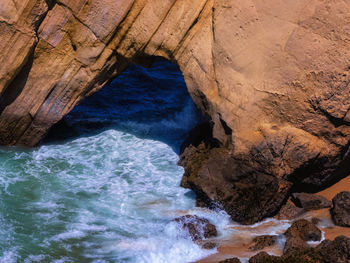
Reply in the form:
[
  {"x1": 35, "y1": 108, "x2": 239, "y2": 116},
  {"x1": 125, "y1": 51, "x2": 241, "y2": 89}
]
[
  {"x1": 283, "y1": 219, "x2": 321, "y2": 255},
  {"x1": 292, "y1": 192, "x2": 331, "y2": 211},
  {"x1": 249, "y1": 235, "x2": 277, "y2": 251},
  {"x1": 249, "y1": 220, "x2": 350, "y2": 263},
  {"x1": 249, "y1": 235, "x2": 350, "y2": 263},
  {"x1": 1, "y1": 0, "x2": 350, "y2": 223},
  {"x1": 331, "y1": 191, "x2": 350, "y2": 227},
  {"x1": 219, "y1": 258, "x2": 241, "y2": 263},
  {"x1": 174, "y1": 215, "x2": 217, "y2": 241}
]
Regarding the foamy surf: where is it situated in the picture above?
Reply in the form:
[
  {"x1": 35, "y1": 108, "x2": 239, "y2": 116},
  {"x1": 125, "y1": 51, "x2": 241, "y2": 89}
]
[{"x1": 0, "y1": 130, "x2": 225, "y2": 262}]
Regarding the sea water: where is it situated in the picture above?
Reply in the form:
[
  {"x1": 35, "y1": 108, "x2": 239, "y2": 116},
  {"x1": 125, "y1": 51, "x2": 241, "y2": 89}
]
[{"x1": 0, "y1": 60, "x2": 230, "y2": 262}]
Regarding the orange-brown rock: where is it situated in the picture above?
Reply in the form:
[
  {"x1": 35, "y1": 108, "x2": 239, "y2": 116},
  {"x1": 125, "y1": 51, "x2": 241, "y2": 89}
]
[{"x1": 1, "y1": 1, "x2": 350, "y2": 222}]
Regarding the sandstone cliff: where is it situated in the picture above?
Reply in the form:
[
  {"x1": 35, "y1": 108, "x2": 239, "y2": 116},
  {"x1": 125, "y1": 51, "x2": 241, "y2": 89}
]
[{"x1": 1, "y1": 0, "x2": 350, "y2": 223}]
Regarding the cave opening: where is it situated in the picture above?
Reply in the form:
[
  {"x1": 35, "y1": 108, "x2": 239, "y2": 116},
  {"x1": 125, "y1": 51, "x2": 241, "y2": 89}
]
[{"x1": 45, "y1": 58, "x2": 206, "y2": 153}]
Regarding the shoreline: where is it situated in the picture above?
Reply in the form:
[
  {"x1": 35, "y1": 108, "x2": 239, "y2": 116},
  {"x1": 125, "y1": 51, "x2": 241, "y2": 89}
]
[{"x1": 194, "y1": 175, "x2": 350, "y2": 263}]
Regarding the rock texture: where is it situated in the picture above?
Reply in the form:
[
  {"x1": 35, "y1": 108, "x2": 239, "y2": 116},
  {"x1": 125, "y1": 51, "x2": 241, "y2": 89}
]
[
  {"x1": 275, "y1": 198, "x2": 303, "y2": 220},
  {"x1": 174, "y1": 215, "x2": 217, "y2": 241},
  {"x1": 283, "y1": 219, "x2": 321, "y2": 255},
  {"x1": 292, "y1": 192, "x2": 331, "y2": 211},
  {"x1": 249, "y1": 235, "x2": 277, "y2": 251},
  {"x1": 218, "y1": 258, "x2": 241, "y2": 263},
  {"x1": 180, "y1": 146, "x2": 292, "y2": 224},
  {"x1": 249, "y1": 235, "x2": 350, "y2": 263},
  {"x1": 331, "y1": 191, "x2": 350, "y2": 227},
  {"x1": 2, "y1": 1, "x2": 350, "y2": 223}
]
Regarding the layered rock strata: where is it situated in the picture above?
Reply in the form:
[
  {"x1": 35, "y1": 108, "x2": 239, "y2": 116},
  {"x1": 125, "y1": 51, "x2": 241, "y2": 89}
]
[{"x1": 1, "y1": 0, "x2": 350, "y2": 223}]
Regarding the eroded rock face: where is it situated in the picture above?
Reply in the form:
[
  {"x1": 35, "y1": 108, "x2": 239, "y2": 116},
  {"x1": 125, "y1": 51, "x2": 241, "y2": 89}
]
[
  {"x1": 1, "y1": 0, "x2": 350, "y2": 223},
  {"x1": 179, "y1": 145, "x2": 292, "y2": 224}
]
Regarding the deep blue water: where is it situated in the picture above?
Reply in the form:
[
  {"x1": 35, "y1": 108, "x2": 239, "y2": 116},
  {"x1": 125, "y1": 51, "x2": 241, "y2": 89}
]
[{"x1": 47, "y1": 59, "x2": 205, "y2": 153}]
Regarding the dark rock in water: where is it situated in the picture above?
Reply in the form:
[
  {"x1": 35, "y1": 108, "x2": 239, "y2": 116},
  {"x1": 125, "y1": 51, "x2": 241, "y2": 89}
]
[
  {"x1": 174, "y1": 215, "x2": 217, "y2": 241},
  {"x1": 284, "y1": 219, "x2": 321, "y2": 255},
  {"x1": 311, "y1": 217, "x2": 321, "y2": 225},
  {"x1": 249, "y1": 252, "x2": 281, "y2": 263},
  {"x1": 179, "y1": 145, "x2": 292, "y2": 225},
  {"x1": 275, "y1": 198, "x2": 303, "y2": 220},
  {"x1": 285, "y1": 219, "x2": 322, "y2": 242},
  {"x1": 249, "y1": 250, "x2": 321, "y2": 263},
  {"x1": 285, "y1": 235, "x2": 311, "y2": 256},
  {"x1": 283, "y1": 235, "x2": 310, "y2": 256},
  {"x1": 282, "y1": 250, "x2": 323, "y2": 263},
  {"x1": 331, "y1": 191, "x2": 350, "y2": 227},
  {"x1": 249, "y1": 235, "x2": 277, "y2": 251},
  {"x1": 292, "y1": 192, "x2": 331, "y2": 211},
  {"x1": 200, "y1": 241, "x2": 217, "y2": 250},
  {"x1": 218, "y1": 257, "x2": 242, "y2": 263},
  {"x1": 316, "y1": 235, "x2": 350, "y2": 263},
  {"x1": 249, "y1": 235, "x2": 350, "y2": 263}
]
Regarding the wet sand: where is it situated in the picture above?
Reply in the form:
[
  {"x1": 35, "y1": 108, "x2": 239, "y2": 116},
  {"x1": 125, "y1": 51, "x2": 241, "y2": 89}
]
[
  {"x1": 318, "y1": 175, "x2": 350, "y2": 200},
  {"x1": 195, "y1": 175, "x2": 350, "y2": 263}
]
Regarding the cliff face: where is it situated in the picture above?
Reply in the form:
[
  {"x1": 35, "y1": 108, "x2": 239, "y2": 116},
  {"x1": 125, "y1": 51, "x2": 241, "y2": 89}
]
[{"x1": 1, "y1": 0, "x2": 350, "y2": 223}]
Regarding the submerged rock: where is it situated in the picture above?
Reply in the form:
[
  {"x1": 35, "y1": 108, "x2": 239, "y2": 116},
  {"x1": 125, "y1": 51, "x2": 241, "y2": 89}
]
[
  {"x1": 249, "y1": 252, "x2": 281, "y2": 263},
  {"x1": 331, "y1": 191, "x2": 350, "y2": 227},
  {"x1": 292, "y1": 193, "x2": 331, "y2": 211},
  {"x1": 249, "y1": 235, "x2": 277, "y2": 251},
  {"x1": 275, "y1": 198, "x2": 303, "y2": 220},
  {"x1": 249, "y1": 235, "x2": 350, "y2": 263},
  {"x1": 249, "y1": 220, "x2": 350, "y2": 262},
  {"x1": 174, "y1": 215, "x2": 217, "y2": 241},
  {"x1": 284, "y1": 219, "x2": 322, "y2": 242},
  {"x1": 284, "y1": 219, "x2": 322, "y2": 255},
  {"x1": 200, "y1": 241, "x2": 217, "y2": 250},
  {"x1": 316, "y1": 235, "x2": 350, "y2": 263},
  {"x1": 219, "y1": 258, "x2": 242, "y2": 263}
]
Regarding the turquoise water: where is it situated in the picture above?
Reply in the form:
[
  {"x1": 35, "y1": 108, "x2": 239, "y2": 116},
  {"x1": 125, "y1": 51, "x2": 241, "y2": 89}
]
[
  {"x1": 0, "y1": 60, "x2": 229, "y2": 262},
  {"x1": 0, "y1": 130, "x2": 229, "y2": 262}
]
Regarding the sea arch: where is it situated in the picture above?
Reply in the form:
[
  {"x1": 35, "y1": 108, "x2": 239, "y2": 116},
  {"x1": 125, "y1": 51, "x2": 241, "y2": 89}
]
[{"x1": 0, "y1": 0, "x2": 226, "y2": 147}]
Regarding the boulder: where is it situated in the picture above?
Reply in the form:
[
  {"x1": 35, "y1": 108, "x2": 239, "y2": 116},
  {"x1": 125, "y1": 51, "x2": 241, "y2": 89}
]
[
  {"x1": 292, "y1": 193, "x2": 331, "y2": 211},
  {"x1": 180, "y1": 146, "x2": 292, "y2": 224},
  {"x1": 275, "y1": 198, "x2": 303, "y2": 220},
  {"x1": 174, "y1": 215, "x2": 217, "y2": 241},
  {"x1": 249, "y1": 235, "x2": 350, "y2": 263},
  {"x1": 316, "y1": 235, "x2": 350, "y2": 263},
  {"x1": 249, "y1": 252, "x2": 281, "y2": 263},
  {"x1": 200, "y1": 241, "x2": 217, "y2": 250},
  {"x1": 284, "y1": 219, "x2": 321, "y2": 255},
  {"x1": 331, "y1": 191, "x2": 350, "y2": 227},
  {"x1": 285, "y1": 219, "x2": 322, "y2": 242},
  {"x1": 218, "y1": 258, "x2": 242, "y2": 263},
  {"x1": 249, "y1": 235, "x2": 277, "y2": 251}
]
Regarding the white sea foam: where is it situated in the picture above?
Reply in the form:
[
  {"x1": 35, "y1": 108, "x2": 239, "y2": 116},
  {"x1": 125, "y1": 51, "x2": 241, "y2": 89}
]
[
  {"x1": 0, "y1": 129, "x2": 296, "y2": 262},
  {"x1": 0, "y1": 130, "x2": 222, "y2": 262},
  {"x1": 0, "y1": 248, "x2": 18, "y2": 263}
]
